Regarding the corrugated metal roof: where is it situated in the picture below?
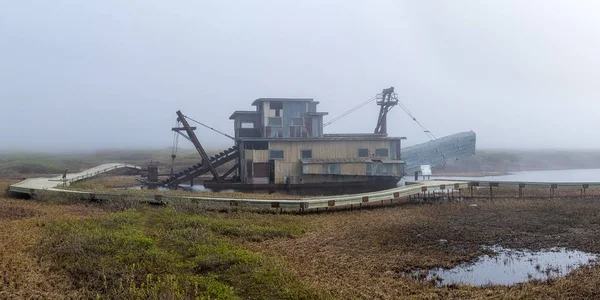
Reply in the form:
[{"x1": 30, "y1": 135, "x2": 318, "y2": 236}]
[
  {"x1": 251, "y1": 98, "x2": 316, "y2": 106},
  {"x1": 228, "y1": 110, "x2": 260, "y2": 119}
]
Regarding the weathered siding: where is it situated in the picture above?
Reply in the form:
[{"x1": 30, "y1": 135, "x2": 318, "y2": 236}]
[
  {"x1": 268, "y1": 140, "x2": 393, "y2": 162},
  {"x1": 301, "y1": 174, "x2": 372, "y2": 184},
  {"x1": 241, "y1": 139, "x2": 402, "y2": 184},
  {"x1": 268, "y1": 140, "x2": 397, "y2": 183},
  {"x1": 302, "y1": 163, "x2": 366, "y2": 176}
]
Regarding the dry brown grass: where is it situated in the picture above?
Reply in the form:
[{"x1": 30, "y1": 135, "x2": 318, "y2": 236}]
[
  {"x1": 0, "y1": 185, "x2": 104, "y2": 299},
  {"x1": 251, "y1": 195, "x2": 600, "y2": 299},
  {"x1": 4, "y1": 184, "x2": 600, "y2": 298}
]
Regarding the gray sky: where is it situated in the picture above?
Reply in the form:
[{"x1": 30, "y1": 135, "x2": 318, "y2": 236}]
[{"x1": 2, "y1": 0, "x2": 599, "y2": 151}]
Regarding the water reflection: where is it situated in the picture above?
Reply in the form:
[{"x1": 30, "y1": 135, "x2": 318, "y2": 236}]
[{"x1": 412, "y1": 246, "x2": 597, "y2": 287}]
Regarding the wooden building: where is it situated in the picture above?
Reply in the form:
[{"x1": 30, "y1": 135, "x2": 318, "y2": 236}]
[{"x1": 229, "y1": 98, "x2": 405, "y2": 188}]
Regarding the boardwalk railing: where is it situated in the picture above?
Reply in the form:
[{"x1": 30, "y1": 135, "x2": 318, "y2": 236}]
[{"x1": 63, "y1": 164, "x2": 142, "y2": 184}]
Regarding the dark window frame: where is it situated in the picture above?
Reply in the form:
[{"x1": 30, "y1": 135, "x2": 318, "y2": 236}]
[
  {"x1": 268, "y1": 117, "x2": 282, "y2": 127},
  {"x1": 291, "y1": 117, "x2": 304, "y2": 126},
  {"x1": 243, "y1": 141, "x2": 269, "y2": 150},
  {"x1": 269, "y1": 150, "x2": 284, "y2": 160},
  {"x1": 270, "y1": 101, "x2": 283, "y2": 110},
  {"x1": 375, "y1": 148, "x2": 389, "y2": 157},
  {"x1": 301, "y1": 149, "x2": 312, "y2": 159},
  {"x1": 358, "y1": 148, "x2": 369, "y2": 158}
]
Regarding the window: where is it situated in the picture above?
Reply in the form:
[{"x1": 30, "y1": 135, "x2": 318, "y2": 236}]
[
  {"x1": 358, "y1": 148, "x2": 369, "y2": 158},
  {"x1": 301, "y1": 150, "x2": 312, "y2": 159},
  {"x1": 375, "y1": 148, "x2": 389, "y2": 157},
  {"x1": 269, "y1": 150, "x2": 284, "y2": 159},
  {"x1": 268, "y1": 117, "x2": 282, "y2": 126},
  {"x1": 266, "y1": 126, "x2": 283, "y2": 138},
  {"x1": 322, "y1": 164, "x2": 340, "y2": 175},
  {"x1": 241, "y1": 122, "x2": 254, "y2": 128},
  {"x1": 291, "y1": 118, "x2": 304, "y2": 126},
  {"x1": 270, "y1": 101, "x2": 283, "y2": 110},
  {"x1": 244, "y1": 141, "x2": 268, "y2": 150}
]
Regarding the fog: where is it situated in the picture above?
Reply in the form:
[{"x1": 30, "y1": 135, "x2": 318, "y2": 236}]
[{"x1": 2, "y1": 1, "x2": 600, "y2": 152}]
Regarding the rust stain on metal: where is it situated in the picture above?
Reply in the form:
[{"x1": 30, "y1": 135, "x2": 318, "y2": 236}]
[
  {"x1": 362, "y1": 196, "x2": 369, "y2": 203},
  {"x1": 393, "y1": 192, "x2": 400, "y2": 198},
  {"x1": 328, "y1": 200, "x2": 335, "y2": 206}
]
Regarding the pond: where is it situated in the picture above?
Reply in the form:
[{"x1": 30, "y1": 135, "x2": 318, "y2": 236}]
[
  {"x1": 433, "y1": 169, "x2": 600, "y2": 183},
  {"x1": 411, "y1": 245, "x2": 598, "y2": 287}
]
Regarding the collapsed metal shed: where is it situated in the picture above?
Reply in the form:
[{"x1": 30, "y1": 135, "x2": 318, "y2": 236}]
[{"x1": 402, "y1": 131, "x2": 477, "y2": 175}]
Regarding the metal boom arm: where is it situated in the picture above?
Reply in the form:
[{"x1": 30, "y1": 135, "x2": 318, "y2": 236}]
[{"x1": 175, "y1": 110, "x2": 222, "y2": 182}]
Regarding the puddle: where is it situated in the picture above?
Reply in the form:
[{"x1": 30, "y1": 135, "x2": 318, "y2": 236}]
[{"x1": 412, "y1": 246, "x2": 598, "y2": 287}]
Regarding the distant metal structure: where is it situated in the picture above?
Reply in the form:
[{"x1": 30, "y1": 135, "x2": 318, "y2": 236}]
[
  {"x1": 374, "y1": 87, "x2": 399, "y2": 134},
  {"x1": 402, "y1": 131, "x2": 477, "y2": 176}
]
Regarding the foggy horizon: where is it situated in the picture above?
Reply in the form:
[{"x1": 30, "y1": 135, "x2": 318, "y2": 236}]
[{"x1": 2, "y1": 1, "x2": 600, "y2": 152}]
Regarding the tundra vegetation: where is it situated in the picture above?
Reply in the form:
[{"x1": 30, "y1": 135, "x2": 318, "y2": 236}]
[
  {"x1": 3, "y1": 175, "x2": 600, "y2": 299},
  {"x1": 4, "y1": 150, "x2": 600, "y2": 299}
]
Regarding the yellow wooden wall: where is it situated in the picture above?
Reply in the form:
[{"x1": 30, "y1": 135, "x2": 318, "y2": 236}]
[{"x1": 244, "y1": 140, "x2": 397, "y2": 184}]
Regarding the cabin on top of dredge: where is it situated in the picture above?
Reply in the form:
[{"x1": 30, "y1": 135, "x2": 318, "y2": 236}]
[{"x1": 227, "y1": 97, "x2": 406, "y2": 187}]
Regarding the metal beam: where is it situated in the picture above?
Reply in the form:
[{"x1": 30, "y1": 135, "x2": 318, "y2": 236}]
[
  {"x1": 175, "y1": 110, "x2": 221, "y2": 182},
  {"x1": 165, "y1": 151, "x2": 239, "y2": 186},
  {"x1": 172, "y1": 127, "x2": 197, "y2": 131},
  {"x1": 221, "y1": 163, "x2": 240, "y2": 180}
]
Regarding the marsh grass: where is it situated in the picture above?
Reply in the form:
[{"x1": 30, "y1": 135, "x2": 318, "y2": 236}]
[
  {"x1": 36, "y1": 208, "x2": 323, "y2": 299},
  {"x1": 7, "y1": 184, "x2": 600, "y2": 299}
]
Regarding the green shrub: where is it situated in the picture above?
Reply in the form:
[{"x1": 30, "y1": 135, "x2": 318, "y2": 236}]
[{"x1": 37, "y1": 209, "x2": 320, "y2": 299}]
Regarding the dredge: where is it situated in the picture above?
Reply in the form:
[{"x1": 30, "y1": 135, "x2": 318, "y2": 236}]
[{"x1": 145, "y1": 87, "x2": 476, "y2": 191}]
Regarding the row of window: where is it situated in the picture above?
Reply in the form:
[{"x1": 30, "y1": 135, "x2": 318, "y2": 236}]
[
  {"x1": 267, "y1": 148, "x2": 389, "y2": 160},
  {"x1": 268, "y1": 117, "x2": 306, "y2": 127}
]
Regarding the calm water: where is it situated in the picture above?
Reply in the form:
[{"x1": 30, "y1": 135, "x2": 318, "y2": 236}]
[
  {"x1": 413, "y1": 246, "x2": 598, "y2": 287},
  {"x1": 434, "y1": 169, "x2": 600, "y2": 183}
]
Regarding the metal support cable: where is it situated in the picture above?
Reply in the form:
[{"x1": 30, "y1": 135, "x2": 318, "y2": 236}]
[
  {"x1": 323, "y1": 96, "x2": 377, "y2": 127},
  {"x1": 183, "y1": 115, "x2": 236, "y2": 140},
  {"x1": 396, "y1": 100, "x2": 436, "y2": 140}
]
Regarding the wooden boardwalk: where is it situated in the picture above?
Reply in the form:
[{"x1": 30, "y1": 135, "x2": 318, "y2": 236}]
[
  {"x1": 8, "y1": 163, "x2": 142, "y2": 195},
  {"x1": 12, "y1": 164, "x2": 600, "y2": 212},
  {"x1": 7, "y1": 163, "x2": 467, "y2": 211}
]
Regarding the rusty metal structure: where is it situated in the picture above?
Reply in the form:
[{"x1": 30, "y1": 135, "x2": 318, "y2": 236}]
[
  {"x1": 374, "y1": 87, "x2": 399, "y2": 134},
  {"x1": 162, "y1": 110, "x2": 239, "y2": 187}
]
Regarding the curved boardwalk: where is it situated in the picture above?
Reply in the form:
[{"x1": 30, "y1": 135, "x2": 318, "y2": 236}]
[
  {"x1": 7, "y1": 164, "x2": 468, "y2": 212},
  {"x1": 8, "y1": 163, "x2": 142, "y2": 195}
]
